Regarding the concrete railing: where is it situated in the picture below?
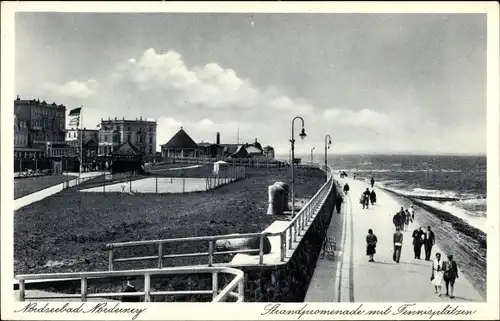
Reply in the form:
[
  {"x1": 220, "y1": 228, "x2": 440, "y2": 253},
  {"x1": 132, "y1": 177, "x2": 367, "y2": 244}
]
[
  {"x1": 16, "y1": 266, "x2": 244, "y2": 303},
  {"x1": 106, "y1": 164, "x2": 334, "y2": 269}
]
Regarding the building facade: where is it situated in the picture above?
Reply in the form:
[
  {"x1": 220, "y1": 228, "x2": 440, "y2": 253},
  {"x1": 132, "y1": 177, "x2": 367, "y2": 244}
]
[
  {"x1": 14, "y1": 96, "x2": 67, "y2": 158},
  {"x1": 98, "y1": 117, "x2": 157, "y2": 156},
  {"x1": 66, "y1": 128, "x2": 99, "y2": 148},
  {"x1": 14, "y1": 115, "x2": 29, "y2": 148},
  {"x1": 263, "y1": 146, "x2": 275, "y2": 160}
]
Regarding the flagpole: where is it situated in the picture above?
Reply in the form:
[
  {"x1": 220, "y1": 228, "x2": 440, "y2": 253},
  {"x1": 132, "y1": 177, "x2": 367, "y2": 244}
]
[{"x1": 79, "y1": 105, "x2": 83, "y2": 181}]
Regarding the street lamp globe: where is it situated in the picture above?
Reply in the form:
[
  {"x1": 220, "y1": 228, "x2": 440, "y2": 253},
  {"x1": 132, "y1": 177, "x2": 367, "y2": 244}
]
[{"x1": 299, "y1": 128, "x2": 307, "y2": 139}]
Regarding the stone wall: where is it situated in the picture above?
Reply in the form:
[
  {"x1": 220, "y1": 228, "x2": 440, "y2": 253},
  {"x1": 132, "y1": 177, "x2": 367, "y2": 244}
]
[{"x1": 235, "y1": 178, "x2": 337, "y2": 302}]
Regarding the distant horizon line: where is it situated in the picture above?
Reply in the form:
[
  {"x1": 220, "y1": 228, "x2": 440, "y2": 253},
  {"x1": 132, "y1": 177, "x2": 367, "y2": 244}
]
[{"x1": 275, "y1": 152, "x2": 487, "y2": 157}]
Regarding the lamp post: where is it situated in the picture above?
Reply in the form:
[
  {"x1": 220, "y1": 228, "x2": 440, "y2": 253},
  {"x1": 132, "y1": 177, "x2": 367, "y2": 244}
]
[
  {"x1": 290, "y1": 116, "x2": 307, "y2": 217},
  {"x1": 324, "y1": 134, "x2": 332, "y2": 177},
  {"x1": 310, "y1": 147, "x2": 315, "y2": 165}
]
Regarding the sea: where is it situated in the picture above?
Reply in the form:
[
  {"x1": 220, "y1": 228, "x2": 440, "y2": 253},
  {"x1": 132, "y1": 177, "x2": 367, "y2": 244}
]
[{"x1": 277, "y1": 154, "x2": 487, "y2": 233}]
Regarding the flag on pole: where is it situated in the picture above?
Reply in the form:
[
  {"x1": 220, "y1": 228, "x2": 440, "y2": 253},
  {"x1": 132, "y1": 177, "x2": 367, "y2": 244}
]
[
  {"x1": 69, "y1": 117, "x2": 80, "y2": 124},
  {"x1": 69, "y1": 107, "x2": 81, "y2": 117}
]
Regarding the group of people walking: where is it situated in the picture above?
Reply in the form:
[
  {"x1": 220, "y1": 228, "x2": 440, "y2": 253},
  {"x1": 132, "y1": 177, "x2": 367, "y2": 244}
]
[
  {"x1": 365, "y1": 204, "x2": 460, "y2": 299},
  {"x1": 392, "y1": 206, "x2": 414, "y2": 231},
  {"x1": 360, "y1": 187, "x2": 377, "y2": 209}
]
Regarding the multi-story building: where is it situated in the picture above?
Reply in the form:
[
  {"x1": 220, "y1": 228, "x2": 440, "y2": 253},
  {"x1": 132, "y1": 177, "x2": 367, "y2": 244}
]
[
  {"x1": 66, "y1": 127, "x2": 99, "y2": 162},
  {"x1": 14, "y1": 96, "x2": 67, "y2": 158},
  {"x1": 14, "y1": 114, "x2": 29, "y2": 147},
  {"x1": 66, "y1": 127, "x2": 99, "y2": 148},
  {"x1": 98, "y1": 117, "x2": 157, "y2": 156}
]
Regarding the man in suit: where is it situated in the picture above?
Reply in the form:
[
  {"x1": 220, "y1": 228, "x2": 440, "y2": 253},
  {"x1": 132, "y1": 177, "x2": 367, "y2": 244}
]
[
  {"x1": 423, "y1": 226, "x2": 436, "y2": 261},
  {"x1": 393, "y1": 227, "x2": 404, "y2": 263},
  {"x1": 412, "y1": 228, "x2": 424, "y2": 259}
]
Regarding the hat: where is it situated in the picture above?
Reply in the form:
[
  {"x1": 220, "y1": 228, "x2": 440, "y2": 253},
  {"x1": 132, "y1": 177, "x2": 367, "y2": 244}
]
[{"x1": 410, "y1": 205, "x2": 414, "y2": 208}]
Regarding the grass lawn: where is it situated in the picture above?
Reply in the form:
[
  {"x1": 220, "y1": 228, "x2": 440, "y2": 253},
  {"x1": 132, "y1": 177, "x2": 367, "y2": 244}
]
[
  {"x1": 14, "y1": 175, "x2": 78, "y2": 199},
  {"x1": 14, "y1": 167, "x2": 326, "y2": 274}
]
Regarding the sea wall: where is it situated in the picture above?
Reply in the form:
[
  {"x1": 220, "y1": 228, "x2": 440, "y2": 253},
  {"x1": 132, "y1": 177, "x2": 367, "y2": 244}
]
[{"x1": 233, "y1": 177, "x2": 337, "y2": 302}]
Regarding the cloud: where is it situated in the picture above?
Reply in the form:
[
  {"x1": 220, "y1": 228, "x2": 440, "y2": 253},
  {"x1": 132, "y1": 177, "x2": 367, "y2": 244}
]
[
  {"x1": 322, "y1": 108, "x2": 391, "y2": 128},
  {"x1": 45, "y1": 48, "x2": 320, "y2": 152},
  {"x1": 43, "y1": 80, "x2": 97, "y2": 99}
]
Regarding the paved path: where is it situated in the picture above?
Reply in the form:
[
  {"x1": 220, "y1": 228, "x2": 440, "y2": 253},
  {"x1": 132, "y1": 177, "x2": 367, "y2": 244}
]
[
  {"x1": 14, "y1": 172, "x2": 106, "y2": 211},
  {"x1": 305, "y1": 175, "x2": 484, "y2": 302}
]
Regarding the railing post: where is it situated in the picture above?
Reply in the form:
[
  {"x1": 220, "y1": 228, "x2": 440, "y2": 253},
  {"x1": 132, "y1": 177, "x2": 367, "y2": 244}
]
[
  {"x1": 280, "y1": 232, "x2": 286, "y2": 262},
  {"x1": 81, "y1": 277, "x2": 87, "y2": 302},
  {"x1": 144, "y1": 274, "x2": 151, "y2": 302},
  {"x1": 108, "y1": 246, "x2": 114, "y2": 271},
  {"x1": 157, "y1": 243, "x2": 163, "y2": 269},
  {"x1": 294, "y1": 220, "x2": 298, "y2": 241},
  {"x1": 19, "y1": 279, "x2": 25, "y2": 301},
  {"x1": 288, "y1": 226, "x2": 293, "y2": 249},
  {"x1": 238, "y1": 277, "x2": 245, "y2": 302},
  {"x1": 155, "y1": 175, "x2": 158, "y2": 194},
  {"x1": 212, "y1": 272, "x2": 218, "y2": 300},
  {"x1": 259, "y1": 234, "x2": 265, "y2": 264},
  {"x1": 208, "y1": 241, "x2": 214, "y2": 267}
]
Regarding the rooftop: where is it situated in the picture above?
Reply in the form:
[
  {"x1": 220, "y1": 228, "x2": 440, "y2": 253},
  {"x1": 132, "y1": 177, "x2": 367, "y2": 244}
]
[
  {"x1": 161, "y1": 128, "x2": 199, "y2": 149},
  {"x1": 15, "y1": 96, "x2": 65, "y2": 108}
]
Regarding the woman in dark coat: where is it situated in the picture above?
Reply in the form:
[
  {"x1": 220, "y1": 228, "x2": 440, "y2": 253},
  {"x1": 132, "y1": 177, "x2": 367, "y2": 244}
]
[
  {"x1": 370, "y1": 190, "x2": 377, "y2": 205},
  {"x1": 443, "y1": 254, "x2": 459, "y2": 298},
  {"x1": 366, "y1": 229, "x2": 378, "y2": 262}
]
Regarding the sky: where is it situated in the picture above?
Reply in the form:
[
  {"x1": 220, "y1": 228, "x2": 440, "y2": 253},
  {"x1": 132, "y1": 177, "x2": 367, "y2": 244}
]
[{"x1": 14, "y1": 12, "x2": 487, "y2": 155}]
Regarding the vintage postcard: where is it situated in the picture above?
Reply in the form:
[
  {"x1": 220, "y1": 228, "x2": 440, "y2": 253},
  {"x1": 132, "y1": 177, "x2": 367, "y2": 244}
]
[{"x1": 1, "y1": 1, "x2": 499, "y2": 320}]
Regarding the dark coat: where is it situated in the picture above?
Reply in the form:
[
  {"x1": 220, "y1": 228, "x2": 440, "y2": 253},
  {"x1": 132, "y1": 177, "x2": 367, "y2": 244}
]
[
  {"x1": 444, "y1": 260, "x2": 459, "y2": 280},
  {"x1": 412, "y1": 229, "x2": 423, "y2": 245},
  {"x1": 423, "y1": 230, "x2": 435, "y2": 245},
  {"x1": 393, "y1": 213, "x2": 403, "y2": 226}
]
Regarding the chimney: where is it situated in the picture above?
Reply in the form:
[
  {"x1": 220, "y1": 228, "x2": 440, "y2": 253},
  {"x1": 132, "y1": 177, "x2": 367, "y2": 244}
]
[
  {"x1": 115, "y1": 117, "x2": 117, "y2": 121},
  {"x1": 216, "y1": 132, "x2": 220, "y2": 145}
]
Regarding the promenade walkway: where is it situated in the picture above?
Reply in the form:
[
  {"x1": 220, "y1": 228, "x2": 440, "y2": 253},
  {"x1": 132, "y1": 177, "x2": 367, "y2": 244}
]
[{"x1": 305, "y1": 175, "x2": 484, "y2": 303}]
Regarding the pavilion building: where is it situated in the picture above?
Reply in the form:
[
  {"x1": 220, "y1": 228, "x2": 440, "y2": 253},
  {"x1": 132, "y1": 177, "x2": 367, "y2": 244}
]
[{"x1": 160, "y1": 127, "x2": 201, "y2": 158}]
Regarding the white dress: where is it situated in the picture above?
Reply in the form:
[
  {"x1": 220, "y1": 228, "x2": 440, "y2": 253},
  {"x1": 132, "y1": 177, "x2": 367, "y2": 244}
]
[{"x1": 432, "y1": 259, "x2": 444, "y2": 286}]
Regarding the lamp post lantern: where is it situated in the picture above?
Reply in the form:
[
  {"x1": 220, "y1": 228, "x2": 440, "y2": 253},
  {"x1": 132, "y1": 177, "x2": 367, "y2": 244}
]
[
  {"x1": 324, "y1": 134, "x2": 332, "y2": 176},
  {"x1": 290, "y1": 116, "x2": 307, "y2": 217}
]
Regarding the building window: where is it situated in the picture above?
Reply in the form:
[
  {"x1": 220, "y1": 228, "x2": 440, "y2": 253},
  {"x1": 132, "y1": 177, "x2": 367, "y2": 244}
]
[
  {"x1": 127, "y1": 125, "x2": 132, "y2": 131},
  {"x1": 117, "y1": 125, "x2": 121, "y2": 131},
  {"x1": 104, "y1": 136, "x2": 108, "y2": 142},
  {"x1": 127, "y1": 134, "x2": 131, "y2": 142},
  {"x1": 149, "y1": 135, "x2": 153, "y2": 143}
]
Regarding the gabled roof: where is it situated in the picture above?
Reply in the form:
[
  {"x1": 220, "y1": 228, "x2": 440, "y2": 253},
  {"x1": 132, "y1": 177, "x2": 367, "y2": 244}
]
[
  {"x1": 161, "y1": 128, "x2": 199, "y2": 149},
  {"x1": 111, "y1": 141, "x2": 142, "y2": 156},
  {"x1": 220, "y1": 144, "x2": 241, "y2": 154},
  {"x1": 84, "y1": 139, "x2": 99, "y2": 148}
]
